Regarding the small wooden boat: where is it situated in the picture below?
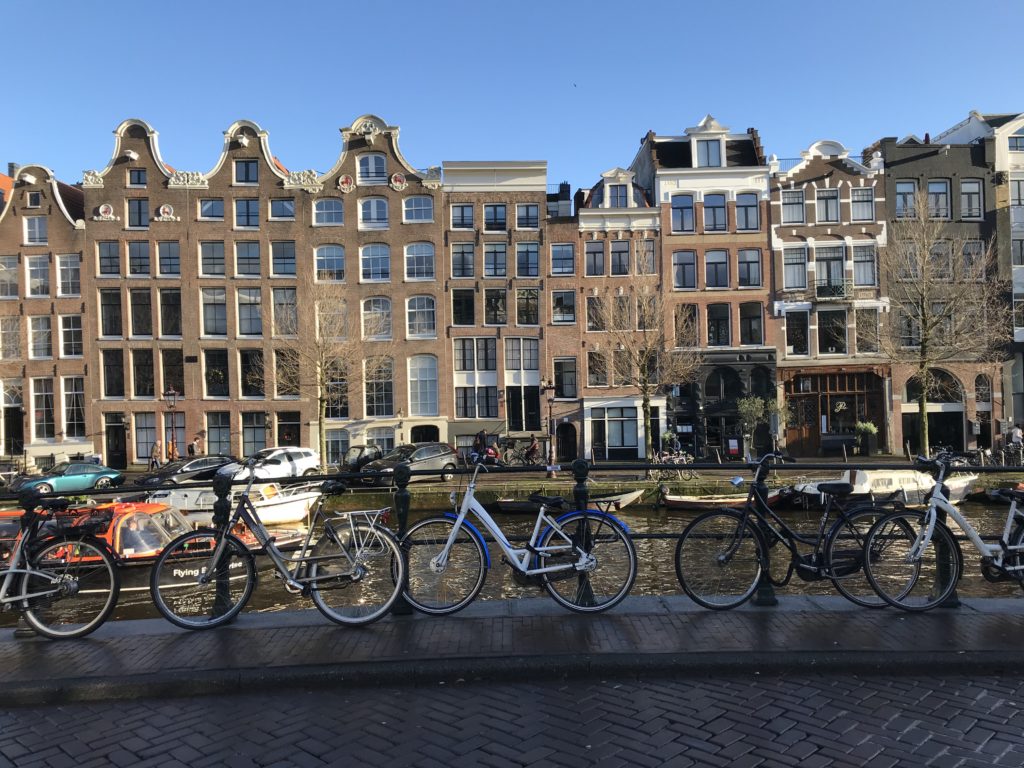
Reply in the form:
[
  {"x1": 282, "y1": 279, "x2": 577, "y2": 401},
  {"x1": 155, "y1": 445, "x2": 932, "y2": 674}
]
[
  {"x1": 794, "y1": 468, "x2": 977, "y2": 507},
  {"x1": 658, "y1": 486, "x2": 791, "y2": 511},
  {"x1": 147, "y1": 482, "x2": 322, "y2": 526},
  {"x1": 485, "y1": 488, "x2": 645, "y2": 515}
]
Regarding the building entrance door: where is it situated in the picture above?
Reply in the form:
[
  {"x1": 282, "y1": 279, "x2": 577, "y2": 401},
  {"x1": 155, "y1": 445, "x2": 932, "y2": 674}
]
[
  {"x1": 105, "y1": 423, "x2": 127, "y2": 469},
  {"x1": 3, "y1": 407, "x2": 23, "y2": 456}
]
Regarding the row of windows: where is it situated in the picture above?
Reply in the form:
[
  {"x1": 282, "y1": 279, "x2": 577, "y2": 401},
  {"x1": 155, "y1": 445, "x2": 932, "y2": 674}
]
[
  {"x1": 778, "y1": 187, "x2": 876, "y2": 225},
  {"x1": 0, "y1": 254, "x2": 81, "y2": 298},
  {"x1": 672, "y1": 303, "x2": 766, "y2": 348},
  {"x1": 894, "y1": 179, "x2": 985, "y2": 220},
  {"x1": 670, "y1": 193, "x2": 760, "y2": 233},
  {"x1": 450, "y1": 203, "x2": 541, "y2": 230},
  {"x1": 781, "y1": 245, "x2": 879, "y2": 290},
  {"x1": 0, "y1": 315, "x2": 83, "y2": 360},
  {"x1": 672, "y1": 248, "x2": 763, "y2": 290},
  {"x1": 784, "y1": 308, "x2": 880, "y2": 356},
  {"x1": 21, "y1": 377, "x2": 85, "y2": 441},
  {"x1": 121, "y1": 155, "x2": 397, "y2": 189}
]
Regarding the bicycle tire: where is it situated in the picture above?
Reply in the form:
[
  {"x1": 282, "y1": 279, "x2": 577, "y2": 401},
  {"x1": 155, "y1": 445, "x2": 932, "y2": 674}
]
[
  {"x1": 863, "y1": 510, "x2": 961, "y2": 612},
  {"x1": 539, "y1": 512, "x2": 637, "y2": 613},
  {"x1": 675, "y1": 509, "x2": 764, "y2": 610},
  {"x1": 824, "y1": 507, "x2": 891, "y2": 608},
  {"x1": 680, "y1": 468, "x2": 698, "y2": 481},
  {"x1": 149, "y1": 530, "x2": 256, "y2": 630},
  {"x1": 21, "y1": 536, "x2": 120, "y2": 640},
  {"x1": 310, "y1": 522, "x2": 405, "y2": 626},
  {"x1": 402, "y1": 517, "x2": 487, "y2": 615}
]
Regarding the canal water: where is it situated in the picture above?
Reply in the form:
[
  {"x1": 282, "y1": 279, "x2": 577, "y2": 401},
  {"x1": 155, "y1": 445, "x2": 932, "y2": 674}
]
[{"x1": 3, "y1": 499, "x2": 1020, "y2": 628}]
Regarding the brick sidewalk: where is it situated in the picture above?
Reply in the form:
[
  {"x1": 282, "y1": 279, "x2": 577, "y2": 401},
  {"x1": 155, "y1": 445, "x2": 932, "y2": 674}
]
[{"x1": 4, "y1": 595, "x2": 1024, "y2": 706}]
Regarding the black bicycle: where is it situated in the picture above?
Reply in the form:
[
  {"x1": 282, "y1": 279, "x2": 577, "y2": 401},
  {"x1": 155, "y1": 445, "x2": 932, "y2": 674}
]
[{"x1": 674, "y1": 452, "x2": 904, "y2": 610}]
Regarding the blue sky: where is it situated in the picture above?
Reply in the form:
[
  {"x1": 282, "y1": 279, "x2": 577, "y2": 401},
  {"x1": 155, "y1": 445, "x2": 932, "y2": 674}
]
[{"x1": 2, "y1": 0, "x2": 1020, "y2": 190}]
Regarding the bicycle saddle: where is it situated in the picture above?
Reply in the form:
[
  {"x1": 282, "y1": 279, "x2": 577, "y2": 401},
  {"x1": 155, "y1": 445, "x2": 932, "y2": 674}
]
[
  {"x1": 38, "y1": 498, "x2": 71, "y2": 512},
  {"x1": 527, "y1": 494, "x2": 567, "y2": 508},
  {"x1": 320, "y1": 479, "x2": 348, "y2": 495},
  {"x1": 816, "y1": 482, "x2": 854, "y2": 497},
  {"x1": 997, "y1": 488, "x2": 1024, "y2": 503}
]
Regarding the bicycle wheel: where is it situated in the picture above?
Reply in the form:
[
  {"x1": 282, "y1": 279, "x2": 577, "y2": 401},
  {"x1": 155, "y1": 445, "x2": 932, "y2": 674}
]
[
  {"x1": 675, "y1": 510, "x2": 764, "y2": 610},
  {"x1": 310, "y1": 522, "x2": 405, "y2": 626},
  {"x1": 150, "y1": 530, "x2": 256, "y2": 630},
  {"x1": 680, "y1": 466, "x2": 698, "y2": 481},
  {"x1": 539, "y1": 512, "x2": 637, "y2": 613},
  {"x1": 402, "y1": 517, "x2": 487, "y2": 615},
  {"x1": 21, "y1": 536, "x2": 120, "y2": 640},
  {"x1": 863, "y1": 511, "x2": 961, "y2": 612},
  {"x1": 824, "y1": 507, "x2": 891, "y2": 608}
]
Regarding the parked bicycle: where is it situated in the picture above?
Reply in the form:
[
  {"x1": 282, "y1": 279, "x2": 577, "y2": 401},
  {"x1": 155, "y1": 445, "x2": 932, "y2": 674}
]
[
  {"x1": 402, "y1": 454, "x2": 637, "y2": 614},
  {"x1": 149, "y1": 457, "x2": 405, "y2": 629},
  {"x1": 1, "y1": 493, "x2": 120, "y2": 639},
  {"x1": 861, "y1": 453, "x2": 1024, "y2": 611},
  {"x1": 657, "y1": 450, "x2": 698, "y2": 481},
  {"x1": 674, "y1": 452, "x2": 904, "y2": 610}
]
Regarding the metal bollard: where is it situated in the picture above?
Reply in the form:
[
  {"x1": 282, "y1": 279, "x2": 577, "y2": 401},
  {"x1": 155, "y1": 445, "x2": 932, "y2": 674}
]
[
  {"x1": 571, "y1": 459, "x2": 590, "y2": 512},
  {"x1": 570, "y1": 458, "x2": 596, "y2": 607},
  {"x1": 210, "y1": 472, "x2": 236, "y2": 620},
  {"x1": 390, "y1": 464, "x2": 413, "y2": 615}
]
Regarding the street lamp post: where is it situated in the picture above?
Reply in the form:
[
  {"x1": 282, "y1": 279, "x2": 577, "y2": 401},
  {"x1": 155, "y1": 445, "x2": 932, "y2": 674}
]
[
  {"x1": 540, "y1": 380, "x2": 556, "y2": 478},
  {"x1": 163, "y1": 388, "x2": 179, "y2": 460}
]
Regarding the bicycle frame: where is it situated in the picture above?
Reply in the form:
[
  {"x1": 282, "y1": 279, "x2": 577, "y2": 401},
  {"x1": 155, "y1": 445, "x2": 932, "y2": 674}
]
[
  {"x1": 433, "y1": 464, "x2": 594, "y2": 577},
  {"x1": 0, "y1": 516, "x2": 81, "y2": 607}
]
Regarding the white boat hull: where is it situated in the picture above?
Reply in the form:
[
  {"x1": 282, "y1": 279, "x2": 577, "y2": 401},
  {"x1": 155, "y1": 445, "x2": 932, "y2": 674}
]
[
  {"x1": 795, "y1": 469, "x2": 976, "y2": 506},
  {"x1": 147, "y1": 483, "x2": 321, "y2": 526}
]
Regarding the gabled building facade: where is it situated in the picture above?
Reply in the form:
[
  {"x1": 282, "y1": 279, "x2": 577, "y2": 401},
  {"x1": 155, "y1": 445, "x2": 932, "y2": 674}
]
[{"x1": 768, "y1": 141, "x2": 890, "y2": 456}]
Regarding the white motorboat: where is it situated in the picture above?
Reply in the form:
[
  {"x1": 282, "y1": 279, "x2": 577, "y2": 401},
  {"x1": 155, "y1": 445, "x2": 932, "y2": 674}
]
[
  {"x1": 795, "y1": 468, "x2": 977, "y2": 506},
  {"x1": 147, "y1": 482, "x2": 322, "y2": 526}
]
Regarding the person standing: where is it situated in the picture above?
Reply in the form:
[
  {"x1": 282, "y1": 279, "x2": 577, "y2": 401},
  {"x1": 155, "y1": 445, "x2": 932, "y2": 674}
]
[
  {"x1": 1013, "y1": 424, "x2": 1023, "y2": 447},
  {"x1": 166, "y1": 440, "x2": 178, "y2": 463},
  {"x1": 149, "y1": 439, "x2": 163, "y2": 471}
]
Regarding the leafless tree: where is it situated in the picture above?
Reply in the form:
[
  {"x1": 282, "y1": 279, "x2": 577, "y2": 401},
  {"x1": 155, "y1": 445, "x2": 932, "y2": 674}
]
[
  {"x1": 587, "y1": 277, "x2": 703, "y2": 459},
  {"x1": 879, "y1": 194, "x2": 1011, "y2": 454},
  {"x1": 271, "y1": 271, "x2": 395, "y2": 468}
]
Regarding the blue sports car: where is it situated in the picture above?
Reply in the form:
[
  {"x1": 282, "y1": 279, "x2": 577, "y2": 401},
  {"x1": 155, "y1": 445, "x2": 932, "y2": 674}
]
[{"x1": 9, "y1": 462, "x2": 124, "y2": 494}]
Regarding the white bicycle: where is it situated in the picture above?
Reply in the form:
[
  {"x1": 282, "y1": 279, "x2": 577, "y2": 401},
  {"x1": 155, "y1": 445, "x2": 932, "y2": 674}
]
[
  {"x1": 862, "y1": 453, "x2": 1024, "y2": 611},
  {"x1": 401, "y1": 455, "x2": 637, "y2": 614}
]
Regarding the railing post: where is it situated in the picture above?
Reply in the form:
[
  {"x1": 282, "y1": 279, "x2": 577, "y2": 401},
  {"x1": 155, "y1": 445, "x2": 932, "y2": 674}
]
[
  {"x1": 391, "y1": 464, "x2": 413, "y2": 615},
  {"x1": 210, "y1": 471, "x2": 236, "y2": 620},
  {"x1": 571, "y1": 458, "x2": 590, "y2": 512}
]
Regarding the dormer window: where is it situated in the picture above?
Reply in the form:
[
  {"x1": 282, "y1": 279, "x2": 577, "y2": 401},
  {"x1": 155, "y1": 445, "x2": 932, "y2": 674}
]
[
  {"x1": 697, "y1": 140, "x2": 722, "y2": 168},
  {"x1": 234, "y1": 160, "x2": 258, "y2": 184},
  {"x1": 128, "y1": 169, "x2": 147, "y2": 187},
  {"x1": 358, "y1": 154, "x2": 387, "y2": 185},
  {"x1": 609, "y1": 184, "x2": 627, "y2": 208}
]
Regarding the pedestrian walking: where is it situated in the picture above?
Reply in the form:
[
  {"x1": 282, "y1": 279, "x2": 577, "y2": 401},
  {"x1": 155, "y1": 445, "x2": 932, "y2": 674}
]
[
  {"x1": 149, "y1": 439, "x2": 163, "y2": 471},
  {"x1": 187, "y1": 437, "x2": 199, "y2": 457}
]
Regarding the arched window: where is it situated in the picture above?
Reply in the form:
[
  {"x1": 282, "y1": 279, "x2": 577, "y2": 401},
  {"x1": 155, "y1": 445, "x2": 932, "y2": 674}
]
[
  {"x1": 314, "y1": 199, "x2": 344, "y2": 226},
  {"x1": 407, "y1": 296, "x2": 436, "y2": 338},
  {"x1": 362, "y1": 297, "x2": 392, "y2": 339},
  {"x1": 405, "y1": 243, "x2": 435, "y2": 280},
  {"x1": 366, "y1": 426, "x2": 395, "y2": 451},
  {"x1": 360, "y1": 244, "x2": 390, "y2": 282},
  {"x1": 359, "y1": 198, "x2": 388, "y2": 230},
  {"x1": 403, "y1": 196, "x2": 433, "y2": 222},
  {"x1": 671, "y1": 194, "x2": 694, "y2": 232},
  {"x1": 325, "y1": 428, "x2": 350, "y2": 466},
  {"x1": 358, "y1": 154, "x2": 386, "y2": 185},
  {"x1": 409, "y1": 355, "x2": 438, "y2": 417},
  {"x1": 315, "y1": 245, "x2": 345, "y2": 281},
  {"x1": 364, "y1": 359, "x2": 394, "y2": 418},
  {"x1": 906, "y1": 370, "x2": 963, "y2": 403},
  {"x1": 975, "y1": 374, "x2": 992, "y2": 403}
]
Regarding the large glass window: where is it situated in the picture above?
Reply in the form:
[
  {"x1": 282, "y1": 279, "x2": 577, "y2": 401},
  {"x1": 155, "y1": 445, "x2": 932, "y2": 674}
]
[
  {"x1": 405, "y1": 242, "x2": 435, "y2": 280},
  {"x1": 451, "y1": 204, "x2": 473, "y2": 228},
  {"x1": 207, "y1": 412, "x2": 231, "y2": 455},
  {"x1": 851, "y1": 188, "x2": 874, "y2": 221},
  {"x1": 128, "y1": 241, "x2": 150, "y2": 275},
  {"x1": 202, "y1": 288, "x2": 227, "y2": 335},
  {"x1": 610, "y1": 241, "x2": 629, "y2": 275},
  {"x1": 816, "y1": 189, "x2": 840, "y2": 223},
  {"x1": 738, "y1": 249, "x2": 761, "y2": 287},
  {"x1": 484, "y1": 243, "x2": 507, "y2": 277},
  {"x1": 517, "y1": 242, "x2": 539, "y2": 276},
  {"x1": 586, "y1": 297, "x2": 605, "y2": 332},
  {"x1": 928, "y1": 179, "x2": 951, "y2": 219},
  {"x1": 128, "y1": 199, "x2": 149, "y2": 228},
  {"x1": 271, "y1": 241, "x2": 296, "y2": 276},
  {"x1": 707, "y1": 304, "x2": 730, "y2": 346},
  {"x1": 273, "y1": 287, "x2": 297, "y2": 336},
  {"x1": 32, "y1": 379, "x2": 54, "y2": 439},
  {"x1": 552, "y1": 291, "x2": 575, "y2": 324},
  {"x1": 781, "y1": 190, "x2": 805, "y2": 224},
  {"x1": 736, "y1": 193, "x2": 759, "y2": 230},
  {"x1": 29, "y1": 316, "x2": 51, "y2": 358},
  {"x1": 404, "y1": 196, "x2": 433, "y2": 222},
  {"x1": 484, "y1": 204, "x2": 506, "y2": 231},
  {"x1": 237, "y1": 288, "x2": 262, "y2": 336},
  {"x1": 362, "y1": 297, "x2": 392, "y2": 339},
  {"x1": 270, "y1": 198, "x2": 295, "y2": 220},
  {"x1": 960, "y1": 179, "x2": 983, "y2": 219},
  {"x1": 697, "y1": 140, "x2": 721, "y2": 167},
  {"x1": 703, "y1": 194, "x2": 727, "y2": 231},
  {"x1": 551, "y1": 244, "x2": 574, "y2": 275},
  {"x1": 102, "y1": 350, "x2": 124, "y2": 397},
  {"x1": 239, "y1": 351, "x2": 264, "y2": 397},
  {"x1": 60, "y1": 316, "x2": 83, "y2": 357},
  {"x1": 739, "y1": 302, "x2": 763, "y2": 345},
  {"x1": 135, "y1": 412, "x2": 156, "y2": 459},
  {"x1": 484, "y1": 289, "x2": 507, "y2": 324},
  {"x1": 673, "y1": 251, "x2": 696, "y2": 289},
  {"x1": 162, "y1": 349, "x2": 184, "y2": 398},
  {"x1": 242, "y1": 412, "x2": 267, "y2": 455},
  {"x1": 200, "y1": 241, "x2": 225, "y2": 275},
  {"x1": 235, "y1": 199, "x2": 259, "y2": 227},
  {"x1": 63, "y1": 377, "x2": 85, "y2": 438},
  {"x1": 0, "y1": 317, "x2": 18, "y2": 359},
  {"x1": 452, "y1": 243, "x2": 474, "y2": 278},
  {"x1": 58, "y1": 255, "x2": 81, "y2": 295},
  {"x1": 554, "y1": 358, "x2": 577, "y2": 398},
  {"x1": 25, "y1": 216, "x2": 47, "y2": 244},
  {"x1": 365, "y1": 358, "x2": 394, "y2": 417},
  {"x1": 638, "y1": 240, "x2": 655, "y2": 274},
  {"x1": 314, "y1": 199, "x2": 344, "y2": 225},
  {"x1": 0, "y1": 255, "x2": 19, "y2": 297},
  {"x1": 671, "y1": 194, "x2": 695, "y2": 232},
  {"x1": 452, "y1": 290, "x2": 474, "y2": 325},
  {"x1": 235, "y1": 241, "x2": 261, "y2": 276},
  {"x1": 895, "y1": 181, "x2": 916, "y2": 218},
  {"x1": 200, "y1": 199, "x2": 224, "y2": 219},
  {"x1": 853, "y1": 245, "x2": 877, "y2": 286},
  {"x1": 609, "y1": 184, "x2": 628, "y2": 208},
  {"x1": 100, "y1": 289, "x2": 122, "y2": 336},
  {"x1": 157, "y1": 242, "x2": 179, "y2": 276},
  {"x1": 585, "y1": 242, "x2": 605, "y2": 276},
  {"x1": 705, "y1": 250, "x2": 728, "y2": 288},
  {"x1": 360, "y1": 244, "x2": 390, "y2": 281},
  {"x1": 204, "y1": 350, "x2": 229, "y2": 397},
  {"x1": 408, "y1": 355, "x2": 438, "y2": 417},
  {"x1": 783, "y1": 248, "x2": 807, "y2": 289},
  {"x1": 130, "y1": 288, "x2": 152, "y2": 336},
  {"x1": 786, "y1": 311, "x2": 809, "y2": 356},
  {"x1": 316, "y1": 245, "x2": 345, "y2": 281},
  {"x1": 27, "y1": 255, "x2": 49, "y2": 297},
  {"x1": 234, "y1": 159, "x2": 258, "y2": 184},
  {"x1": 358, "y1": 154, "x2": 386, "y2": 184},
  {"x1": 516, "y1": 288, "x2": 539, "y2": 325},
  {"x1": 819, "y1": 310, "x2": 848, "y2": 354},
  {"x1": 133, "y1": 349, "x2": 154, "y2": 397},
  {"x1": 517, "y1": 204, "x2": 539, "y2": 228},
  {"x1": 359, "y1": 198, "x2": 388, "y2": 229},
  {"x1": 855, "y1": 308, "x2": 879, "y2": 353},
  {"x1": 407, "y1": 296, "x2": 436, "y2": 337}
]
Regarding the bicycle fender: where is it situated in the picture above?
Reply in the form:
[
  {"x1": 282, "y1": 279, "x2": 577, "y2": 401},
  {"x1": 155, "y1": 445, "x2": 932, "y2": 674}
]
[
  {"x1": 556, "y1": 509, "x2": 631, "y2": 534},
  {"x1": 440, "y1": 512, "x2": 492, "y2": 568}
]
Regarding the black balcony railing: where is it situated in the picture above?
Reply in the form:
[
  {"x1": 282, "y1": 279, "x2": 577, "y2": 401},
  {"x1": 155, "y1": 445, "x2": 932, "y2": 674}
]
[{"x1": 815, "y1": 278, "x2": 852, "y2": 300}]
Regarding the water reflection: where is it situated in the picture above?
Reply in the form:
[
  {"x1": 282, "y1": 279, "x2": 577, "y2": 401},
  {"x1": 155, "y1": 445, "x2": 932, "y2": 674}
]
[{"x1": 4, "y1": 500, "x2": 1021, "y2": 627}]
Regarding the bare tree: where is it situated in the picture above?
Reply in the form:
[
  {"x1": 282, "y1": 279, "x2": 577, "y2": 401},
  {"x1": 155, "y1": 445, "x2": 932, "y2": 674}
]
[
  {"x1": 879, "y1": 194, "x2": 1011, "y2": 455},
  {"x1": 271, "y1": 271, "x2": 395, "y2": 468},
  {"x1": 587, "y1": 277, "x2": 703, "y2": 459}
]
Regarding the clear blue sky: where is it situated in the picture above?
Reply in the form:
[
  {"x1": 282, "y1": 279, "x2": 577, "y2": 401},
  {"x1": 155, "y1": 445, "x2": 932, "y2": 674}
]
[{"x1": 2, "y1": 0, "x2": 1020, "y2": 190}]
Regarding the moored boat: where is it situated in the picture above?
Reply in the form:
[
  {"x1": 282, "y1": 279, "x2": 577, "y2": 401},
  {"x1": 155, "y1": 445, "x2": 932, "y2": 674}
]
[
  {"x1": 658, "y1": 486, "x2": 791, "y2": 511},
  {"x1": 794, "y1": 468, "x2": 976, "y2": 507},
  {"x1": 147, "y1": 482, "x2": 322, "y2": 526},
  {"x1": 485, "y1": 488, "x2": 645, "y2": 515}
]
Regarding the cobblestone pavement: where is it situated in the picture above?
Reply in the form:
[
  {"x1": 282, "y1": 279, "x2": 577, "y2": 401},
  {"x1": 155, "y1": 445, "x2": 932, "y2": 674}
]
[{"x1": 3, "y1": 672, "x2": 1023, "y2": 768}]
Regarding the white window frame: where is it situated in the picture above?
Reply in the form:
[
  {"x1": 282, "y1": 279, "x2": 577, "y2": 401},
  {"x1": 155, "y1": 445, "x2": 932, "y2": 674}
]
[
  {"x1": 315, "y1": 244, "x2": 345, "y2": 282},
  {"x1": 406, "y1": 296, "x2": 436, "y2": 339},
  {"x1": 29, "y1": 316, "x2": 52, "y2": 359},
  {"x1": 313, "y1": 198, "x2": 344, "y2": 226},
  {"x1": 403, "y1": 196, "x2": 434, "y2": 223},
  {"x1": 815, "y1": 188, "x2": 840, "y2": 224},
  {"x1": 404, "y1": 242, "x2": 435, "y2": 281},
  {"x1": 233, "y1": 159, "x2": 259, "y2": 185},
  {"x1": 781, "y1": 190, "x2": 805, "y2": 224},
  {"x1": 850, "y1": 188, "x2": 875, "y2": 222},
  {"x1": 357, "y1": 154, "x2": 387, "y2": 185},
  {"x1": 26, "y1": 255, "x2": 49, "y2": 297},
  {"x1": 359, "y1": 244, "x2": 391, "y2": 283},
  {"x1": 198, "y1": 198, "x2": 224, "y2": 221},
  {"x1": 59, "y1": 314, "x2": 83, "y2": 358},
  {"x1": 24, "y1": 216, "x2": 47, "y2": 246},
  {"x1": 359, "y1": 197, "x2": 389, "y2": 231},
  {"x1": 268, "y1": 198, "x2": 296, "y2": 221}
]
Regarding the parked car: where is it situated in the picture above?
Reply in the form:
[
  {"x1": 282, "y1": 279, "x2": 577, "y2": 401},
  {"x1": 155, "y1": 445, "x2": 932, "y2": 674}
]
[
  {"x1": 0, "y1": 461, "x2": 20, "y2": 488},
  {"x1": 133, "y1": 455, "x2": 237, "y2": 487},
  {"x1": 361, "y1": 443, "x2": 459, "y2": 486},
  {"x1": 340, "y1": 445, "x2": 384, "y2": 472},
  {"x1": 223, "y1": 447, "x2": 321, "y2": 480},
  {"x1": 8, "y1": 462, "x2": 124, "y2": 494}
]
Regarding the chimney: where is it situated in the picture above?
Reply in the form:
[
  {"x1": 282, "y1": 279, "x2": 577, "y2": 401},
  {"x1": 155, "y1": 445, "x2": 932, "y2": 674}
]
[
  {"x1": 7, "y1": 163, "x2": 19, "y2": 178},
  {"x1": 924, "y1": 133, "x2": 931, "y2": 145}
]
